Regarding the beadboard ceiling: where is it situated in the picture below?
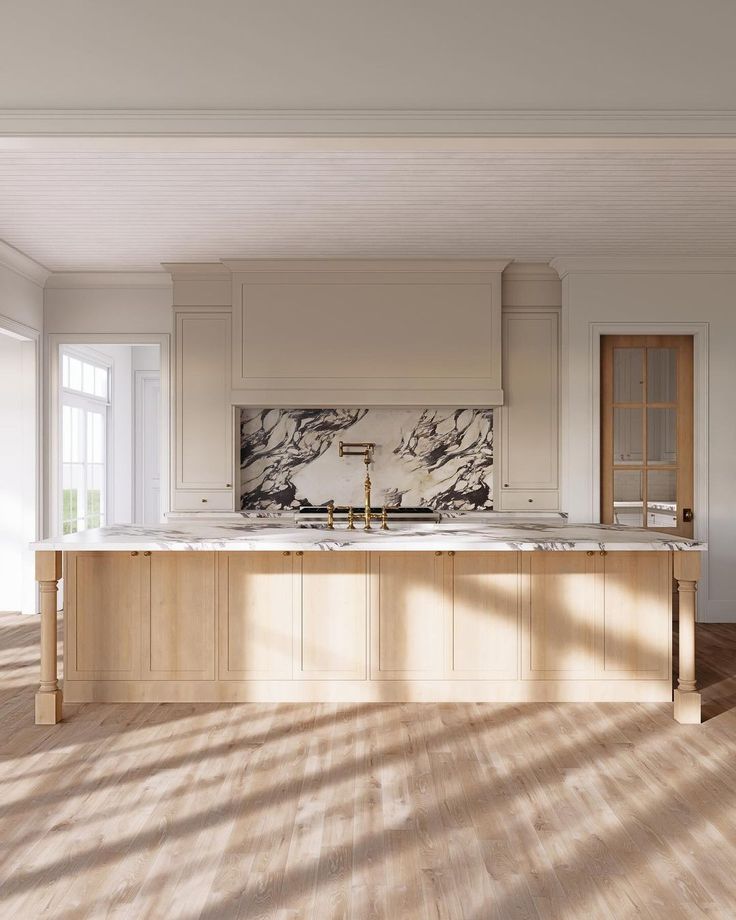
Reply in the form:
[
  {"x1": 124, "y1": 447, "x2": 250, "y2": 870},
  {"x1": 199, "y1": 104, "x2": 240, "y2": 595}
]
[{"x1": 2, "y1": 150, "x2": 736, "y2": 271}]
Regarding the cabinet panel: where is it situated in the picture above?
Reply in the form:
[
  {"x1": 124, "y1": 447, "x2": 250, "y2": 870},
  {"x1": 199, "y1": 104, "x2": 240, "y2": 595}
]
[
  {"x1": 143, "y1": 552, "x2": 215, "y2": 680},
  {"x1": 66, "y1": 552, "x2": 142, "y2": 680},
  {"x1": 498, "y1": 311, "x2": 559, "y2": 503},
  {"x1": 218, "y1": 553, "x2": 293, "y2": 679},
  {"x1": 175, "y1": 311, "x2": 233, "y2": 492},
  {"x1": 598, "y1": 552, "x2": 671, "y2": 679},
  {"x1": 447, "y1": 552, "x2": 520, "y2": 679},
  {"x1": 296, "y1": 553, "x2": 368, "y2": 679},
  {"x1": 229, "y1": 263, "x2": 506, "y2": 405},
  {"x1": 523, "y1": 552, "x2": 597, "y2": 679},
  {"x1": 370, "y1": 552, "x2": 444, "y2": 679},
  {"x1": 495, "y1": 491, "x2": 559, "y2": 512}
]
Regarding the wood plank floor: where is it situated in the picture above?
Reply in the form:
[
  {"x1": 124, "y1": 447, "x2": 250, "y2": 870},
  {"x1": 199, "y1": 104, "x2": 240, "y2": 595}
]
[{"x1": 2, "y1": 613, "x2": 736, "y2": 920}]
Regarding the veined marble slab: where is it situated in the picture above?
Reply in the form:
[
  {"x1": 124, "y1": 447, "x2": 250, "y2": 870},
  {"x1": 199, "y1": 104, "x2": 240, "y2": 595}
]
[{"x1": 32, "y1": 520, "x2": 706, "y2": 552}]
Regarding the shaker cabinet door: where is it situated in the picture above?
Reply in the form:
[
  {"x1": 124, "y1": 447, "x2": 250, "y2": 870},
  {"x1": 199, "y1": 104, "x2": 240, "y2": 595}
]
[
  {"x1": 370, "y1": 552, "x2": 445, "y2": 679},
  {"x1": 142, "y1": 552, "x2": 216, "y2": 680},
  {"x1": 174, "y1": 311, "x2": 233, "y2": 504},
  {"x1": 218, "y1": 552, "x2": 294, "y2": 679},
  {"x1": 446, "y1": 552, "x2": 520, "y2": 679},
  {"x1": 295, "y1": 553, "x2": 368, "y2": 679},
  {"x1": 65, "y1": 551, "x2": 143, "y2": 680}
]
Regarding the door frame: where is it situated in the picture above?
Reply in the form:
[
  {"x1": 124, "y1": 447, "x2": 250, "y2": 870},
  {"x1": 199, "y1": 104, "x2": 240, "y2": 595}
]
[
  {"x1": 47, "y1": 333, "x2": 171, "y2": 536},
  {"x1": 590, "y1": 323, "x2": 708, "y2": 545},
  {"x1": 0, "y1": 312, "x2": 41, "y2": 614},
  {"x1": 134, "y1": 368, "x2": 161, "y2": 523}
]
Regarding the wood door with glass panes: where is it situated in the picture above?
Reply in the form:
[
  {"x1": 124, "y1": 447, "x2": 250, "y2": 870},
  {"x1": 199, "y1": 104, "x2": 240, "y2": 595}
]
[{"x1": 601, "y1": 336, "x2": 693, "y2": 538}]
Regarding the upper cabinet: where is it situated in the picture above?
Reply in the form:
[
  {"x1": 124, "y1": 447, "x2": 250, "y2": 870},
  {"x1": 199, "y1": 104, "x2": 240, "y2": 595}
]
[
  {"x1": 225, "y1": 260, "x2": 509, "y2": 406},
  {"x1": 166, "y1": 263, "x2": 235, "y2": 513},
  {"x1": 173, "y1": 310, "x2": 234, "y2": 508},
  {"x1": 496, "y1": 310, "x2": 559, "y2": 510}
]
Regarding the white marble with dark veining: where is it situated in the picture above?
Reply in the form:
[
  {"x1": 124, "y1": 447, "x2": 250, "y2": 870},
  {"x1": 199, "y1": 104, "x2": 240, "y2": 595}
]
[
  {"x1": 33, "y1": 518, "x2": 706, "y2": 552},
  {"x1": 239, "y1": 407, "x2": 494, "y2": 511}
]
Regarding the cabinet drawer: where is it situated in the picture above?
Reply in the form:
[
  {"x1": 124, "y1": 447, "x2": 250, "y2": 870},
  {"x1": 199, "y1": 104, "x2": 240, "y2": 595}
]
[
  {"x1": 172, "y1": 490, "x2": 234, "y2": 512},
  {"x1": 497, "y1": 490, "x2": 559, "y2": 512}
]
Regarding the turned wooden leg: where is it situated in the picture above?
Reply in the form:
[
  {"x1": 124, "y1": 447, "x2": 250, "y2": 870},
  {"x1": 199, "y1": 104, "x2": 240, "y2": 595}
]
[
  {"x1": 35, "y1": 551, "x2": 63, "y2": 725},
  {"x1": 673, "y1": 552, "x2": 701, "y2": 725}
]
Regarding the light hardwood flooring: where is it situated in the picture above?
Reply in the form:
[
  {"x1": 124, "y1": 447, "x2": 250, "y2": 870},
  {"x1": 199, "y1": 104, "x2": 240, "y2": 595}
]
[{"x1": 1, "y1": 613, "x2": 736, "y2": 920}]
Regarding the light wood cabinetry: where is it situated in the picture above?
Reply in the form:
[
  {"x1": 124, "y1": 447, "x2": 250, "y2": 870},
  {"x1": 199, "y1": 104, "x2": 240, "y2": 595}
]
[
  {"x1": 173, "y1": 310, "x2": 233, "y2": 510},
  {"x1": 523, "y1": 552, "x2": 597, "y2": 679},
  {"x1": 497, "y1": 311, "x2": 559, "y2": 510},
  {"x1": 370, "y1": 552, "x2": 445, "y2": 678},
  {"x1": 62, "y1": 549, "x2": 676, "y2": 705},
  {"x1": 597, "y1": 551, "x2": 670, "y2": 678},
  {"x1": 446, "y1": 551, "x2": 519, "y2": 678},
  {"x1": 218, "y1": 552, "x2": 294, "y2": 679},
  {"x1": 65, "y1": 552, "x2": 143, "y2": 680},
  {"x1": 295, "y1": 552, "x2": 368, "y2": 679},
  {"x1": 227, "y1": 261, "x2": 508, "y2": 406},
  {"x1": 143, "y1": 552, "x2": 215, "y2": 680}
]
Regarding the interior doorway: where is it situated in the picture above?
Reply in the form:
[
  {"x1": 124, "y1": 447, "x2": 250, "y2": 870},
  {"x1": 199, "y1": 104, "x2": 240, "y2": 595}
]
[
  {"x1": 51, "y1": 338, "x2": 167, "y2": 535},
  {"x1": 600, "y1": 335, "x2": 694, "y2": 538},
  {"x1": 0, "y1": 319, "x2": 38, "y2": 615}
]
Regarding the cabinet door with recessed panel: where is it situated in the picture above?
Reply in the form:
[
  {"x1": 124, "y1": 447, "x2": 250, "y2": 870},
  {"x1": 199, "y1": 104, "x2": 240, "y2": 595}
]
[
  {"x1": 295, "y1": 553, "x2": 368, "y2": 679},
  {"x1": 446, "y1": 552, "x2": 520, "y2": 679},
  {"x1": 370, "y1": 552, "x2": 445, "y2": 679}
]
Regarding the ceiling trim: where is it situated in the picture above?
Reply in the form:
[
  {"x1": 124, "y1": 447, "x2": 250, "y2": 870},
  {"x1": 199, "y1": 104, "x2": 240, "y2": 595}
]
[
  {"x1": 0, "y1": 239, "x2": 49, "y2": 286},
  {"x1": 222, "y1": 258, "x2": 512, "y2": 273},
  {"x1": 3, "y1": 108, "x2": 736, "y2": 141},
  {"x1": 45, "y1": 271, "x2": 172, "y2": 289},
  {"x1": 551, "y1": 256, "x2": 736, "y2": 278}
]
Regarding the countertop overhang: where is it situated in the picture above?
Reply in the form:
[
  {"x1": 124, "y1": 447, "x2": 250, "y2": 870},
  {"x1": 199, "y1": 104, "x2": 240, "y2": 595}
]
[{"x1": 31, "y1": 520, "x2": 706, "y2": 552}]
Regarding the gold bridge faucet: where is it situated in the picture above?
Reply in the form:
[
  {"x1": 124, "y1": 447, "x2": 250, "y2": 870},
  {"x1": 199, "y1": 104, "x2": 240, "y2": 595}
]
[{"x1": 337, "y1": 441, "x2": 388, "y2": 530}]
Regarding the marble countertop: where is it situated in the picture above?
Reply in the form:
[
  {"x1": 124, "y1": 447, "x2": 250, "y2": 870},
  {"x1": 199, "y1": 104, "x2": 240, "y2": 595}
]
[{"x1": 32, "y1": 518, "x2": 706, "y2": 552}]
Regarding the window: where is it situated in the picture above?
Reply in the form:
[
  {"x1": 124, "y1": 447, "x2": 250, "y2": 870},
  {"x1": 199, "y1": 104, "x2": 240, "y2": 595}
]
[{"x1": 60, "y1": 350, "x2": 110, "y2": 534}]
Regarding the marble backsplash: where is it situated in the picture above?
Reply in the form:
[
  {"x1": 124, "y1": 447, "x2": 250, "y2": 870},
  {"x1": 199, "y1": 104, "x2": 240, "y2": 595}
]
[{"x1": 239, "y1": 408, "x2": 493, "y2": 511}]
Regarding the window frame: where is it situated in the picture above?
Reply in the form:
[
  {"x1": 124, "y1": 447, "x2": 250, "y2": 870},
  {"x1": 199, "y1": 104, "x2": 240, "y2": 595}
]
[{"x1": 58, "y1": 346, "x2": 113, "y2": 534}]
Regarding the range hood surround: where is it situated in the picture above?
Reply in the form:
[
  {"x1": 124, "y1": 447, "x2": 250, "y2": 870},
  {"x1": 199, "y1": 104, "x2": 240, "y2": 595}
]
[{"x1": 224, "y1": 259, "x2": 509, "y2": 408}]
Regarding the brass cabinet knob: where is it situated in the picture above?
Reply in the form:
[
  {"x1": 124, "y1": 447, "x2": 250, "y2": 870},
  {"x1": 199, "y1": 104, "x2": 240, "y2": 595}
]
[
  {"x1": 448, "y1": 551, "x2": 456, "y2": 557},
  {"x1": 296, "y1": 551, "x2": 303, "y2": 556},
  {"x1": 201, "y1": 498, "x2": 208, "y2": 503},
  {"x1": 600, "y1": 550, "x2": 608, "y2": 556},
  {"x1": 282, "y1": 551, "x2": 291, "y2": 556},
  {"x1": 226, "y1": 483, "x2": 232, "y2": 488},
  {"x1": 131, "y1": 551, "x2": 138, "y2": 556},
  {"x1": 143, "y1": 551, "x2": 151, "y2": 557},
  {"x1": 586, "y1": 551, "x2": 594, "y2": 556},
  {"x1": 434, "y1": 551, "x2": 442, "y2": 556}
]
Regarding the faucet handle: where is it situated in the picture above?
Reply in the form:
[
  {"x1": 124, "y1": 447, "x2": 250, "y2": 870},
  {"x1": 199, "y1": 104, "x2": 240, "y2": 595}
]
[
  {"x1": 381, "y1": 506, "x2": 389, "y2": 530},
  {"x1": 326, "y1": 501, "x2": 335, "y2": 530},
  {"x1": 347, "y1": 506, "x2": 355, "y2": 530}
]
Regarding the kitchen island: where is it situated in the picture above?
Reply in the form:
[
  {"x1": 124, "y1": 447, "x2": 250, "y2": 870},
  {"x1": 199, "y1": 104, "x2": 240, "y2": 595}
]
[{"x1": 32, "y1": 518, "x2": 705, "y2": 725}]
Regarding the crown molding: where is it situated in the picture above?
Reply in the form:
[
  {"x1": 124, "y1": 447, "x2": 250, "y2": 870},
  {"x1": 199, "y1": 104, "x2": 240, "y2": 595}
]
[
  {"x1": 161, "y1": 262, "x2": 230, "y2": 280},
  {"x1": 3, "y1": 108, "x2": 736, "y2": 139},
  {"x1": 0, "y1": 240, "x2": 49, "y2": 286},
  {"x1": 222, "y1": 258, "x2": 512, "y2": 273},
  {"x1": 45, "y1": 271, "x2": 172, "y2": 289},
  {"x1": 503, "y1": 261, "x2": 560, "y2": 280},
  {"x1": 551, "y1": 256, "x2": 736, "y2": 278}
]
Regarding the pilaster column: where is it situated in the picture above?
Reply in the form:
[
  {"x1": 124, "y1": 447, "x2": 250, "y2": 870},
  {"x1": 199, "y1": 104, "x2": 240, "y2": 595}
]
[
  {"x1": 35, "y1": 550, "x2": 63, "y2": 725},
  {"x1": 673, "y1": 552, "x2": 701, "y2": 725}
]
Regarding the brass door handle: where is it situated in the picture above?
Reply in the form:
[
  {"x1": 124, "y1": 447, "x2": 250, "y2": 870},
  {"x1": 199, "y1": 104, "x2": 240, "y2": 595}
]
[{"x1": 683, "y1": 508, "x2": 694, "y2": 523}]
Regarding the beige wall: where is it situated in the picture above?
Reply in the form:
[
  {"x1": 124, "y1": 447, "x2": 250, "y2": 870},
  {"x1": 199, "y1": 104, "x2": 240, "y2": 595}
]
[{"x1": 560, "y1": 262, "x2": 736, "y2": 622}]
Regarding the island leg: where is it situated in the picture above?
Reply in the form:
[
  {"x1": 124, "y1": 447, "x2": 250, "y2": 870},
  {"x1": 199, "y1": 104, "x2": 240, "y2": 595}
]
[
  {"x1": 35, "y1": 550, "x2": 63, "y2": 725},
  {"x1": 673, "y1": 552, "x2": 701, "y2": 725}
]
